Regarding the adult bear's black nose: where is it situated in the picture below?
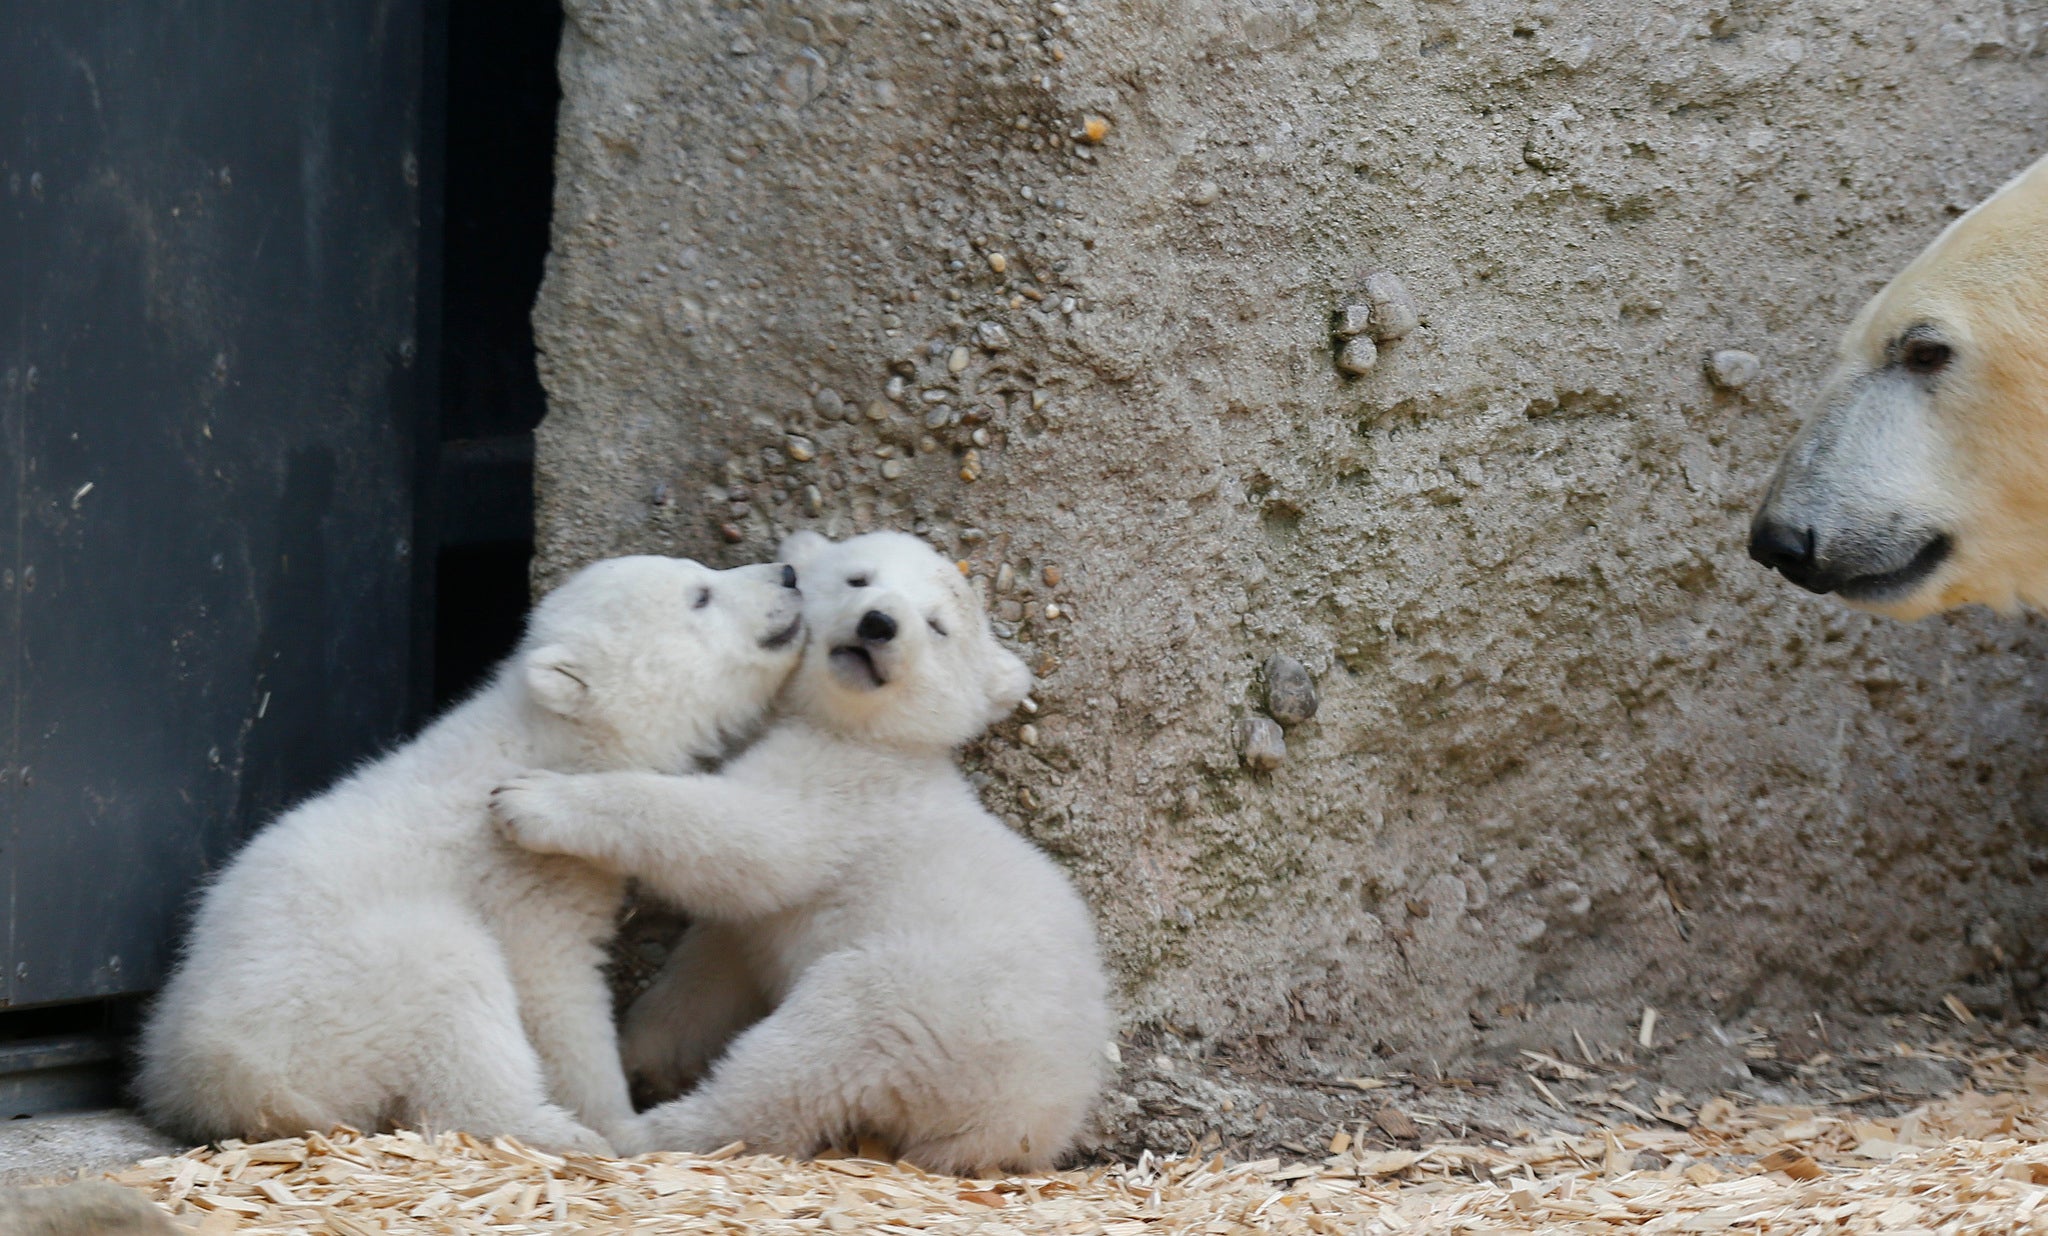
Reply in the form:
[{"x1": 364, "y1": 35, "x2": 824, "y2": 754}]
[
  {"x1": 779, "y1": 564, "x2": 798, "y2": 589},
  {"x1": 856, "y1": 610, "x2": 897, "y2": 643}
]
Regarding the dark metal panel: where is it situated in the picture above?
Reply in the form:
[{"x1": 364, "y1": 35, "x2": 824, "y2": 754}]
[
  {"x1": 1, "y1": 2, "x2": 427, "y2": 1007},
  {"x1": 0, "y1": 1035, "x2": 121, "y2": 1116}
]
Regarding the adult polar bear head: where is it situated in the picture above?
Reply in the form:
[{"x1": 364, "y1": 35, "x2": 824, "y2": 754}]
[
  {"x1": 777, "y1": 530, "x2": 1032, "y2": 749},
  {"x1": 521, "y1": 556, "x2": 806, "y2": 770},
  {"x1": 1750, "y1": 153, "x2": 2048, "y2": 620}
]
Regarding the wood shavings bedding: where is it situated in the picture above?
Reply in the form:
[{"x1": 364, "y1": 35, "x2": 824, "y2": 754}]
[{"x1": 93, "y1": 1050, "x2": 2048, "y2": 1234}]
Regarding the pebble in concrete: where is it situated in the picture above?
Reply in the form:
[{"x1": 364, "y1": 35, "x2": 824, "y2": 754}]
[
  {"x1": 1363, "y1": 272, "x2": 1421, "y2": 341},
  {"x1": 1239, "y1": 716, "x2": 1287, "y2": 771},
  {"x1": 1335, "y1": 303, "x2": 1375, "y2": 338},
  {"x1": 1338, "y1": 336, "x2": 1378, "y2": 375},
  {"x1": 1707, "y1": 348, "x2": 1762, "y2": 390},
  {"x1": 1263, "y1": 654, "x2": 1319, "y2": 726}
]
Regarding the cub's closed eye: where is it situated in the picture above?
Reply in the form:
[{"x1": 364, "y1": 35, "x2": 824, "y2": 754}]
[
  {"x1": 927, "y1": 616, "x2": 948, "y2": 637},
  {"x1": 692, "y1": 587, "x2": 712, "y2": 610},
  {"x1": 847, "y1": 575, "x2": 870, "y2": 588},
  {"x1": 1902, "y1": 339, "x2": 1953, "y2": 375}
]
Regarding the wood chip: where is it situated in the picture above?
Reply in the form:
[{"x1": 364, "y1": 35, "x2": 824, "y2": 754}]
[
  {"x1": 1372, "y1": 1106, "x2": 1422, "y2": 1143},
  {"x1": 1522, "y1": 1050, "x2": 1596, "y2": 1081},
  {"x1": 1527, "y1": 1073, "x2": 1569, "y2": 1112},
  {"x1": 1349, "y1": 1150, "x2": 1426, "y2": 1177},
  {"x1": 1755, "y1": 1147, "x2": 1826, "y2": 1180}
]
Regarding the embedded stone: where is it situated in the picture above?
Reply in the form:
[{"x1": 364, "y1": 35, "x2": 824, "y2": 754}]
[
  {"x1": 1239, "y1": 716, "x2": 1287, "y2": 770},
  {"x1": 1707, "y1": 349, "x2": 1762, "y2": 390},
  {"x1": 1337, "y1": 336, "x2": 1378, "y2": 375},
  {"x1": 1363, "y1": 272, "x2": 1420, "y2": 341},
  {"x1": 1263, "y1": 655, "x2": 1319, "y2": 727}
]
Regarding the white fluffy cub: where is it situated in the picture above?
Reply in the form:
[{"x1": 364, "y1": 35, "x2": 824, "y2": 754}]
[
  {"x1": 137, "y1": 557, "x2": 804, "y2": 1154},
  {"x1": 493, "y1": 530, "x2": 1110, "y2": 1173}
]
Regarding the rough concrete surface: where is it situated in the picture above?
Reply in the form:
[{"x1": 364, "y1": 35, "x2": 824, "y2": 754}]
[
  {"x1": 0, "y1": 1111, "x2": 179, "y2": 1186},
  {"x1": 532, "y1": 0, "x2": 2048, "y2": 1151}
]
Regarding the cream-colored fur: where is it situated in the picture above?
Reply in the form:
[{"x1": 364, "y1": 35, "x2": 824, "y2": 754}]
[
  {"x1": 493, "y1": 531, "x2": 1110, "y2": 1174},
  {"x1": 136, "y1": 557, "x2": 803, "y2": 1153},
  {"x1": 1753, "y1": 150, "x2": 2048, "y2": 617}
]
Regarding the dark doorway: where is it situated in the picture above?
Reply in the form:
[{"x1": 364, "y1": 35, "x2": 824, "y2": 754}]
[{"x1": 428, "y1": 0, "x2": 563, "y2": 710}]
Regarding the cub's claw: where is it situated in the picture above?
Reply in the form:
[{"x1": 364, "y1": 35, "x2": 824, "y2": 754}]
[{"x1": 490, "y1": 772, "x2": 575, "y2": 853}]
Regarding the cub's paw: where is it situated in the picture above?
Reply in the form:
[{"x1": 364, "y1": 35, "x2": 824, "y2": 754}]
[
  {"x1": 605, "y1": 1113, "x2": 661, "y2": 1158},
  {"x1": 515, "y1": 1107, "x2": 617, "y2": 1157},
  {"x1": 489, "y1": 772, "x2": 583, "y2": 855}
]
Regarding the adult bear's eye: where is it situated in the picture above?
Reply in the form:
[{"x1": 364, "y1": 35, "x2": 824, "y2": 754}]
[
  {"x1": 927, "y1": 616, "x2": 948, "y2": 637},
  {"x1": 692, "y1": 587, "x2": 712, "y2": 609}
]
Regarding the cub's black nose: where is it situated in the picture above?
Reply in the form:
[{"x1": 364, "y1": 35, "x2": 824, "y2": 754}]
[
  {"x1": 1748, "y1": 516, "x2": 1845, "y2": 593},
  {"x1": 856, "y1": 609, "x2": 897, "y2": 643},
  {"x1": 779, "y1": 564, "x2": 798, "y2": 589},
  {"x1": 1748, "y1": 517, "x2": 1815, "y2": 574}
]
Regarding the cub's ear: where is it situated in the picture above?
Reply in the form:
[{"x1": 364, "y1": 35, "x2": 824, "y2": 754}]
[
  {"x1": 982, "y1": 644, "x2": 1034, "y2": 723},
  {"x1": 777, "y1": 529, "x2": 831, "y2": 571},
  {"x1": 524, "y1": 644, "x2": 591, "y2": 717}
]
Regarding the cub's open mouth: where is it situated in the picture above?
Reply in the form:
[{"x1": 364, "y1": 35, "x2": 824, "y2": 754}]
[
  {"x1": 761, "y1": 615, "x2": 805, "y2": 649},
  {"x1": 830, "y1": 644, "x2": 887, "y2": 689},
  {"x1": 1834, "y1": 533, "x2": 1953, "y2": 603}
]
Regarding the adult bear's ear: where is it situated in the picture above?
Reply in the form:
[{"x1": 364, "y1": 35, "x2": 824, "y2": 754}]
[
  {"x1": 982, "y1": 644, "x2": 1034, "y2": 723},
  {"x1": 524, "y1": 644, "x2": 590, "y2": 716},
  {"x1": 777, "y1": 529, "x2": 830, "y2": 572}
]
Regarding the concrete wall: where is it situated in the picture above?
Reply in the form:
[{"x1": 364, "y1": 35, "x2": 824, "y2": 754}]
[{"x1": 532, "y1": 0, "x2": 2048, "y2": 1120}]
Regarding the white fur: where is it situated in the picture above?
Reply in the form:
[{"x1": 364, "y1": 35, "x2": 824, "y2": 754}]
[
  {"x1": 494, "y1": 531, "x2": 1109, "y2": 1173},
  {"x1": 136, "y1": 557, "x2": 803, "y2": 1153}
]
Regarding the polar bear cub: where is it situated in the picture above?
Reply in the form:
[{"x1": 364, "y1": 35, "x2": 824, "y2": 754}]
[
  {"x1": 137, "y1": 556, "x2": 804, "y2": 1153},
  {"x1": 493, "y1": 530, "x2": 1110, "y2": 1173}
]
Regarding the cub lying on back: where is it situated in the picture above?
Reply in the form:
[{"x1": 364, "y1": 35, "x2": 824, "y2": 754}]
[
  {"x1": 138, "y1": 557, "x2": 803, "y2": 1153},
  {"x1": 494, "y1": 530, "x2": 1110, "y2": 1173}
]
